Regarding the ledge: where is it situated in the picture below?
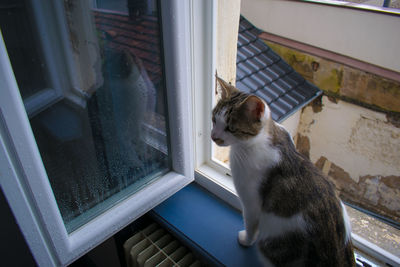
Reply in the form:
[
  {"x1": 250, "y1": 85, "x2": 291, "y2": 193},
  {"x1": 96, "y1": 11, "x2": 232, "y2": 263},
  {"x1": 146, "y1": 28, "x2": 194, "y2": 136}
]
[
  {"x1": 258, "y1": 31, "x2": 400, "y2": 83},
  {"x1": 151, "y1": 183, "x2": 263, "y2": 267},
  {"x1": 151, "y1": 181, "x2": 400, "y2": 266}
]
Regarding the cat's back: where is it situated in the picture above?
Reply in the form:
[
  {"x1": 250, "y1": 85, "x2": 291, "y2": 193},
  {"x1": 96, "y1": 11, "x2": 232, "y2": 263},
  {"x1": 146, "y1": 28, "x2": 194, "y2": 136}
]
[{"x1": 258, "y1": 122, "x2": 355, "y2": 266}]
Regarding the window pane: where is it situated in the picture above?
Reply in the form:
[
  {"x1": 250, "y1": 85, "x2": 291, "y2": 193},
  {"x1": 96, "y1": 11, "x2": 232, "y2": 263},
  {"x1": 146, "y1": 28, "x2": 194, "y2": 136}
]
[
  {"x1": 2, "y1": 0, "x2": 170, "y2": 233},
  {"x1": 0, "y1": 0, "x2": 50, "y2": 99}
]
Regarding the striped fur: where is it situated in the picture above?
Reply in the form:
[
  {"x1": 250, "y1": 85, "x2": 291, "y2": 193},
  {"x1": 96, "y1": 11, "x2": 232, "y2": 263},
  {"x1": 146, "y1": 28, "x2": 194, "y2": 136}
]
[{"x1": 211, "y1": 75, "x2": 355, "y2": 267}]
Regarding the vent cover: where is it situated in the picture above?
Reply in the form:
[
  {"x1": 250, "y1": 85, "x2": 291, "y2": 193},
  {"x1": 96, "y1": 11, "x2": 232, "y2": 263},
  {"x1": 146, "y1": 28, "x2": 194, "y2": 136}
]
[{"x1": 124, "y1": 223, "x2": 203, "y2": 267}]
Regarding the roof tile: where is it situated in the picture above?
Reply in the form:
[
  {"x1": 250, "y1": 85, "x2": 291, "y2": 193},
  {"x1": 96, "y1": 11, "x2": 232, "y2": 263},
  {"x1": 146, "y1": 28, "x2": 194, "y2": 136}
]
[
  {"x1": 239, "y1": 17, "x2": 254, "y2": 31},
  {"x1": 251, "y1": 72, "x2": 269, "y2": 87},
  {"x1": 280, "y1": 95, "x2": 297, "y2": 109},
  {"x1": 241, "y1": 31, "x2": 258, "y2": 44},
  {"x1": 238, "y1": 34, "x2": 249, "y2": 47},
  {"x1": 236, "y1": 16, "x2": 322, "y2": 122},
  {"x1": 240, "y1": 45, "x2": 258, "y2": 58},
  {"x1": 288, "y1": 71, "x2": 306, "y2": 85},
  {"x1": 236, "y1": 50, "x2": 247, "y2": 63},
  {"x1": 246, "y1": 57, "x2": 265, "y2": 72},
  {"x1": 236, "y1": 81, "x2": 252, "y2": 93},
  {"x1": 237, "y1": 62, "x2": 253, "y2": 75},
  {"x1": 252, "y1": 40, "x2": 269, "y2": 53},
  {"x1": 255, "y1": 87, "x2": 279, "y2": 103},
  {"x1": 242, "y1": 77, "x2": 262, "y2": 91},
  {"x1": 255, "y1": 53, "x2": 275, "y2": 66},
  {"x1": 236, "y1": 67, "x2": 247, "y2": 81},
  {"x1": 242, "y1": 61, "x2": 258, "y2": 74},
  {"x1": 287, "y1": 90, "x2": 306, "y2": 103},
  {"x1": 259, "y1": 68, "x2": 279, "y2": 82}
]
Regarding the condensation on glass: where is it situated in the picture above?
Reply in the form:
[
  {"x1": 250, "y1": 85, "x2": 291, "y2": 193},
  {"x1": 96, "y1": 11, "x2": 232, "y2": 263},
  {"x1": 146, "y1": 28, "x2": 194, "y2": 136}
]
[{"x1": 1, "y1": 0, "x2": 170, "y2": 233}]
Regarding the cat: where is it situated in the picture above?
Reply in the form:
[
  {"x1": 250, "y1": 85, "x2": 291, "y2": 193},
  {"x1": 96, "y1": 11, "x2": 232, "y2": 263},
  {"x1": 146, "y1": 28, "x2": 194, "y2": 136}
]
[
  {"x1": 211, "y1": 75, "x2": 355, "y2": 267},
  {"x1": 102, "y1": 48, "x2": 156, "y2": 175}
]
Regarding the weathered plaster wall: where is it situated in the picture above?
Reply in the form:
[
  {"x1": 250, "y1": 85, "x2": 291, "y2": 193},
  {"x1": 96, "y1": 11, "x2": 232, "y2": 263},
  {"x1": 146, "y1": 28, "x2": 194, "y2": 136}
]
[
  {"x1": 266, "y1": 40, "x2": 400, "y2": 222},
  {"x1": 297, "y1": 96, "x2": 400, "y2": 222},
  {"x1": 265, "y1": 40, "x2": 400, "y2": 113}
]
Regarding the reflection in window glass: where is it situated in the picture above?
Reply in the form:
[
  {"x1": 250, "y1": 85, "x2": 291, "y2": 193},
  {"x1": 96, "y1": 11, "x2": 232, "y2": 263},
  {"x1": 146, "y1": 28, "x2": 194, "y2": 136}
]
[
  {"x1": 0, "y1": 0, "x2": 50, "y2": 99},
  {"x1": 2, "y1": 0, "x2": 170, "y2": 232}
]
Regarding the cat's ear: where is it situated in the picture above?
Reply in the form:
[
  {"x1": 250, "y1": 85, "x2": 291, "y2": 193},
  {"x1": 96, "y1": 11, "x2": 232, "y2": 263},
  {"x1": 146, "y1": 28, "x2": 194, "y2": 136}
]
[
  {"x1": 240, "y1": 95, "x2": 265, "y2": 121},
  {"x1": 215, "y1": 73, "x2": 239, "y2": 100}
]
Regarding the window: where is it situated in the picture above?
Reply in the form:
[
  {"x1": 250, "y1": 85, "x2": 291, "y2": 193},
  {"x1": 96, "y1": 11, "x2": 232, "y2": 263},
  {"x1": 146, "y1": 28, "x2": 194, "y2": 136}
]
[
  {"x1": 195, "y1": 0, "x2": 399, "y2": 265},
  {"x1": 3, "y1": 0, "x2": 173, "y2": 233},
  {"x1": 1, "y1": 0, "x2": 398, "y2": 265},
  {"x1": 0, "y1": 0, "x2": 193, "y2": 265}
]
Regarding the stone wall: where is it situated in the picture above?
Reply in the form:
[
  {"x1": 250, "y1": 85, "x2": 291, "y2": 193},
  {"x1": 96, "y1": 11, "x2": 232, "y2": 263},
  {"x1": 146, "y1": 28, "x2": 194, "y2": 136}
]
[{"x1": 265, "y1": 40, "x2": 400, "y2": 223}]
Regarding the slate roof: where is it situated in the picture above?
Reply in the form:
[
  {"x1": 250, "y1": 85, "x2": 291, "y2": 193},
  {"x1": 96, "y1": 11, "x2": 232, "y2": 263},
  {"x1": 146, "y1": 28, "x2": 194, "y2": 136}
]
[{"x1": 236, "y1": 16, "x2": 322, "y2": 122}]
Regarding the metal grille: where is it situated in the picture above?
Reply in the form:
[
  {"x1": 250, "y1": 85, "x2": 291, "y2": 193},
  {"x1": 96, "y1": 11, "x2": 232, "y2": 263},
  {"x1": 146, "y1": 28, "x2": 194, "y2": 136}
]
[{"x1": 124, "y1": 223, "x2": 203, "y2": 267}]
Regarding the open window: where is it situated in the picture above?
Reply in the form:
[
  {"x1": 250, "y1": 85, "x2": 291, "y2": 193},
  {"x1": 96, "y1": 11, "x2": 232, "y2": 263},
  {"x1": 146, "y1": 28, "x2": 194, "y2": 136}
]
[
  {"x1": 1, "y1": 0, "x2": 399, "y2": 266},
  {"x1": 194, "y1": 0, "x2": 400, "y2": 265},
  {"x1": 0, "y1": 0, "x2": 193, "y2": 265}
]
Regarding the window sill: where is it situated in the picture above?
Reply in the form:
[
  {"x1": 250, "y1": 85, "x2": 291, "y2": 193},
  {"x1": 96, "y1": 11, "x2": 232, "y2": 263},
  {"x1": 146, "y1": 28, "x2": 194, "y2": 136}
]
[
  {"x1": 152, "y1": 172, "x2": 400, "y2": 266},
  {"x1": 347, "y1": 205, "x2": 400, "y2": 263},
  {"x1": 151, "y1": 182, "x2": 262, "y2": 267}
]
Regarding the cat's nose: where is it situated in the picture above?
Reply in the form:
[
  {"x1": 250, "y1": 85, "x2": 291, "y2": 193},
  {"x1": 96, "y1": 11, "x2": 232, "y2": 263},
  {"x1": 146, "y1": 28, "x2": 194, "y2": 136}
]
[
  {"x1": 211, "y1": 132, "x2": 218, "y2": 141},
  {"x1": 211, "y1": 133, "x2": 224, "y2": 145}
]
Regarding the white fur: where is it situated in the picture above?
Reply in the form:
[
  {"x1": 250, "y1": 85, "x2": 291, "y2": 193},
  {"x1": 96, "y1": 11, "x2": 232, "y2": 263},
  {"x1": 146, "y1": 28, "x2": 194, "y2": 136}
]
[
  {"x1": 211, "y1": 108, "x2": 237, "y2": 147},
  {"x1": 230, "y1": 132, "x2": 276, "y2": 246},
  {"x1": 228, "y1": 111, "x2": 282, "y2": 247},
  {"x1": 258, "y1": 212, "x2": 308, "y2": 240},
  {"x1": 211, "y1": 103, "x2": 307, "y2": 251},
  {"x1": 341, "y1": 201, "x2": 352, "y2": 244},
  {"x1": 212, "y1": 99, "x2": 352, "y2": 266}
]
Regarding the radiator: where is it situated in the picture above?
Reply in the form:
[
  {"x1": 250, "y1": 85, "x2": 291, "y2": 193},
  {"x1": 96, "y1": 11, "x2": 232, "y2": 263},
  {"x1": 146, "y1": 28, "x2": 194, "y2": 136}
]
[{"x1": 123, "y1": 223, "x2": 203, "y2": 267}]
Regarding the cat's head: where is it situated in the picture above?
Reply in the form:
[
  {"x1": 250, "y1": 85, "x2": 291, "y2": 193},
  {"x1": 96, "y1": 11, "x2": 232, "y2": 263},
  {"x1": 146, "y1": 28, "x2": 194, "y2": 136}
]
[{"x1": 211, "y1": 75, "x2": 270, "y2": 146}]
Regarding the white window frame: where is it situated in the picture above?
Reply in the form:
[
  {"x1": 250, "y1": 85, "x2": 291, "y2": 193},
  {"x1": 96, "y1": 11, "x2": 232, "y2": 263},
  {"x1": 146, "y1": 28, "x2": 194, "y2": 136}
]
[
  {"x1": 23, "y1": 1, "x2": 89, "y2": 117},
  {"x1": 0, "y1": 0, "x2": 193, "y2": 266},
  {"x1": 191, "y1": 0, "x2": 243, "y2": 210},
  {"x1": 2, "y1": 0, "x2": 399, "y2": 266}
]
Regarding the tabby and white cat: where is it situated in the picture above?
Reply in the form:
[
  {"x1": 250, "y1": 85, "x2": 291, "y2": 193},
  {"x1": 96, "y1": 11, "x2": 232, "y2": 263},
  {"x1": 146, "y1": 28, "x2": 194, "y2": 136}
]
[{"x1": 211, "y1": 75, "x2": 355, "y2": 266}]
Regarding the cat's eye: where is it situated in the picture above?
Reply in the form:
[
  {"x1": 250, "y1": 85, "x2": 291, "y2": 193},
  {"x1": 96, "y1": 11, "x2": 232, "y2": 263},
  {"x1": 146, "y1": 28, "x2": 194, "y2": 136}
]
[{"x1": 224, "y1": 126, "x2": 232, "y2": 132}]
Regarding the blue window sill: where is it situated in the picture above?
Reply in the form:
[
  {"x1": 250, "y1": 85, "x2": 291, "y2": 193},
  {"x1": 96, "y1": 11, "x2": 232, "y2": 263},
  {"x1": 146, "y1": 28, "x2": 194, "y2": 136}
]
[{"x1": 151, "y1": 182, "x2": 263, "y2": 267}]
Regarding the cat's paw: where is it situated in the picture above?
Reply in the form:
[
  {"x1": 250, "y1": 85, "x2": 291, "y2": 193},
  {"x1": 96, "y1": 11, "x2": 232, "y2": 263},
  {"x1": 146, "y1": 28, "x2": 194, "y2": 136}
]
[{"x1": 238, "y1": 230, "x2": 253, "y2": 247}]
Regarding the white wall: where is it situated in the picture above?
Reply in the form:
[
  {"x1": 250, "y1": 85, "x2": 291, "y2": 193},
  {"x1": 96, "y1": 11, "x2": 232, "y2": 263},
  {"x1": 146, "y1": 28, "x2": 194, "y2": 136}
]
[{"x1": 241, "y1": 0, "x2": 400, "y2": 73}]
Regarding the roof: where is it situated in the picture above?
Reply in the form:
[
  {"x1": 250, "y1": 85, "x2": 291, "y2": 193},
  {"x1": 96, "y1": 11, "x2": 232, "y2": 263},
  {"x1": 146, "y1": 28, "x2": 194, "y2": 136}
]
[
  {"x1": 236, "y1": 16, "x2": 322, "y2": 122},
  {"x1": 95, "y1": 11, "x2": 321, "y2": 123},
  {"x1": 94, "y1": 11, "x2": 163, "y2": 86}
]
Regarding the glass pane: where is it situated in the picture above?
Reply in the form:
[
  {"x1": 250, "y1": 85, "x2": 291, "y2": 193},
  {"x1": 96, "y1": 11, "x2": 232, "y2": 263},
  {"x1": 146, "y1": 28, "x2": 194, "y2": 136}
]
[
  {"x1": 2, "y1": 0, "x2": 170, "y2": 233},
  {"x1": 0, "y1": 0, "x2": 50, "y2": 99}
]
